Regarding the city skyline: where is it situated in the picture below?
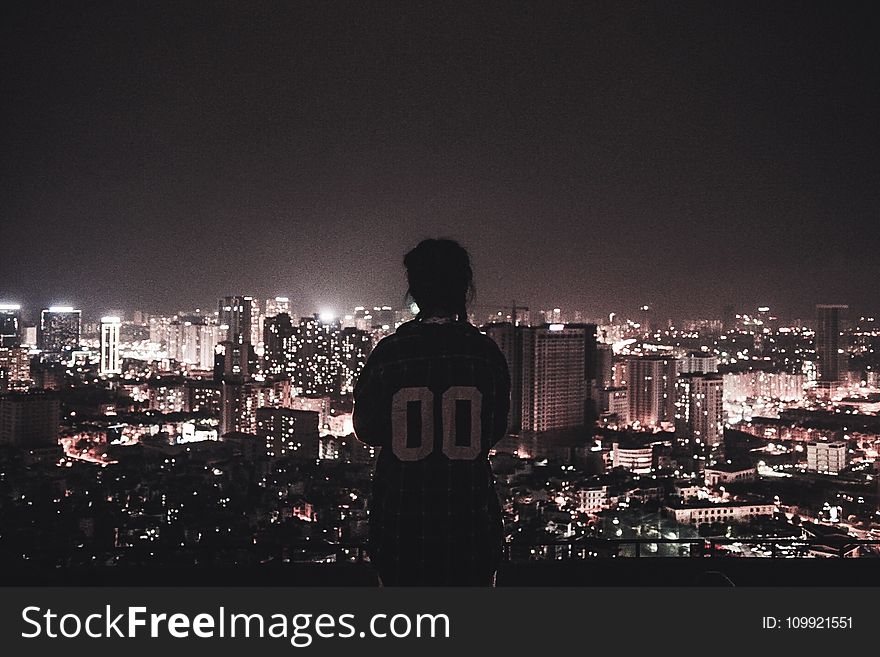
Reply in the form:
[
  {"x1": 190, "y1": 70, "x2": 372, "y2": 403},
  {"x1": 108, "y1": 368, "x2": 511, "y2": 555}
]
[{"x1": 3, "y1": 2, "x2": 879, "y2": 320}]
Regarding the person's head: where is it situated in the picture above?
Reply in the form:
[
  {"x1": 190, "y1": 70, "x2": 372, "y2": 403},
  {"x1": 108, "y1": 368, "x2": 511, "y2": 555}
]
[{"x1": 404, "y1": 238, "x2": 474, "y2": 321}]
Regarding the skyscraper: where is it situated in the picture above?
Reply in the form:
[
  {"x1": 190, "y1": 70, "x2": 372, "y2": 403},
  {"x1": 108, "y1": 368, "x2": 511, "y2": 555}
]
[
  {"x1": 256, "y1": 407, "x2": 320, "y2": 459},
  {"x1": 485, "y1": 322, "x2": 596, "y2": 434},
  {"x1": 38, "y1": 306, "x2": 81, "y2": 361},
  {"x1": 167, "y1": 319, "x2": 219, "y2": 370},
  {"x1": 0, "y1": 346, "x2": 30, "y2": 391},
  {"x1": 0, "y1": 304, "x2": 22, "y2": 347},
  {"x1": 289, "y1": 314, "x2": 341, "y2": 396},
  {"x1": 625, "y1": 355, "x2": 678, "y2": 428},
  {"x1": 218, "y1": 296, "x2": 254, "y2": 345},
  {"x1": 99, "y1": 316, "x2": 122, "y2": 375},
  {"x1": 220, "y1": 378, "x2": 290, "y2": 435},
  {"x1": 265, "y1": 296, "x2": 291, "y2": 318},
  {"x1": 263, "y1": 312, "x2": 294, "y2": 377},
  {"x1": 675, "y1": 372, "x2": 724, "y2": 447},
  {"x1": 679, "y1": 352, "x2": 718, "y2": 375},
  {"x1": 815, "y1": 304, "x2": 848, "y2": 386},
  {"x1": 339, "y1": 327, "x2": 373, "y2": 395}
]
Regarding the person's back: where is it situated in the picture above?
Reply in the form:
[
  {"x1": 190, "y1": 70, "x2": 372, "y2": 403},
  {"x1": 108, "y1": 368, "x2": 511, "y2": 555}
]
[{"x1": 353, "y1": 239, "x2": 510, "y2": 585}]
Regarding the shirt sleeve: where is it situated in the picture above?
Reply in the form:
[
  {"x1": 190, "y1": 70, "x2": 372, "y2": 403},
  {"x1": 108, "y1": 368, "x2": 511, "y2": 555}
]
[{"x1": 352, "y1": 345, "x2": 391, "y2": 447}]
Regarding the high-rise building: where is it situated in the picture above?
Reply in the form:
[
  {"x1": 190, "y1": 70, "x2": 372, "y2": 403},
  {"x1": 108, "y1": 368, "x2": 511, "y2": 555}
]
[
  {"x1": 595, "y1": 342, "x2": 613, "y2": 388},
  {"x1": 263, "y1": 297, "x2": 292, "y2": 341},
  {"x1": 485, "y1": 322, "x2": 596, "y2": 433},
  {"x1": 263, "y1": 312, "x2": 294, "y2": 377},
  {"x1": 288, "y1": 315, "x2": 342, "y2": 396},
  {"x1": 0, "y1": 391, "x2": 60, "y2": 446},
  {"x1": 38, "y1": 306, "x2": 81, "y2": 361},
  {"x1": 815, "y1": 304, "x2": 848, "y2": 385},
  {"x1": 148, "y1": 376, "x2": 186, "y2": 412},
  {"x1": 265, "y1": 296, "x2": 291, "y2": 318},
  {"x1": 100, "y1": 316, "x2": 122, "y2": 375},
  {"x1": 220, "y1": 378, "x2": 290, "y2": 435},
  {"x1": 256, "y1": 407, "x2": 319, "y2": 459},
  {"x1": 250, "y1": 297, "x2": 263, "y2": 346},
  {"x1": 339, "y1": 327, "x2": 372, "y2": 395},
  {"x1": 625, "y1": 355, "x2": 678, "y2": 428},
  {"x1": 0, "y1": 347, "x2": 31, "y2": 391},
  {"x1": 218, "y1": 296, "x2": 254, "y2": 345},
  {"x1": 167, "y1": 319, "x2": 219, "y2": 370},
  {"x1": 0, "y1": 304, "x2": 22, "y2": 347},
  {"x1": 214, "y1": 340, "x2": 255, "y2": 382},
  {"x1": 679, "y1": 352, "x2": 718, "y2": 375},
  {"x1": 675, "y1": 373, "x2": 724, "y2": 447}
]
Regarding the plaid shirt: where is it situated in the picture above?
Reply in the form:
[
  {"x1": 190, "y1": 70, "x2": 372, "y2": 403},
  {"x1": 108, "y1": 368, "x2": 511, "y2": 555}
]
[{"x1": 353, "y1": 318, "x2": 510, "y2": 585}]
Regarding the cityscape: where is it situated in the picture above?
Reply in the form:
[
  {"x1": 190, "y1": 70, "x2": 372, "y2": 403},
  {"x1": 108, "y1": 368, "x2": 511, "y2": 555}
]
[
  {"x1": 2, "y1": 2, "x2": 879, "y2": 588},
  {"x1": 1, "y1": 296, "x2": 878, "y2": 579}
]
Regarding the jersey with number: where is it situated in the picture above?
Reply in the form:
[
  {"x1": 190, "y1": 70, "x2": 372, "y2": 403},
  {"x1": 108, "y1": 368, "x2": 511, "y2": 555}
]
[{"x1": 352, "y1": 318, "x2": 511, "y2": 585}]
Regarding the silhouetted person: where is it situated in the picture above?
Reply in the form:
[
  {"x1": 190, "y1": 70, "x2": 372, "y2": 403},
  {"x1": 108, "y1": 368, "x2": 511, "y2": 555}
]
[{"x1": 353, "y1": 239, "x2": 511, "y2": 585}]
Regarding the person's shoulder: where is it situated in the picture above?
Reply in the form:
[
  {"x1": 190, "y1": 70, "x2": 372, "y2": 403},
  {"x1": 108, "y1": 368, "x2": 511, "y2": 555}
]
[
  {"x1": 392, "y1": 319, "x2": 422, "y2": 336},
  {"x1": 464, "y1": 324, "x2": 507, "y2": 358}
]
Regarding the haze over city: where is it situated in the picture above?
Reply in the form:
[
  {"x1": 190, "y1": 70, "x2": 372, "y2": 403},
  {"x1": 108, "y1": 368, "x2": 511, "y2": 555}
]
[{"x1": 3, "y1": 1, "x2": 879, "y2": 320}]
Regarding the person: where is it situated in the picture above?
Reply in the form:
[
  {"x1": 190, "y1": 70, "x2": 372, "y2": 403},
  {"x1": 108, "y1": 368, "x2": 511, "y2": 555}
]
[{"x1": 353, "y1": 238, "x2": 511, "y2": 586}]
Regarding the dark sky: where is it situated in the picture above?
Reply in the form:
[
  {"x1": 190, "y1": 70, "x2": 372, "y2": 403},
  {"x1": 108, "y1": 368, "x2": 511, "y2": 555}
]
[{"x1": 2, "y1": 1, "x2": 879, "y2": 322}]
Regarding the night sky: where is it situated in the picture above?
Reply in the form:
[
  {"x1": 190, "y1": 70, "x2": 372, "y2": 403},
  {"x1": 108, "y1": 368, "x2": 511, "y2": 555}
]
[{"x1": 2, "y1": 1, "x2": 879, "y2": 322}]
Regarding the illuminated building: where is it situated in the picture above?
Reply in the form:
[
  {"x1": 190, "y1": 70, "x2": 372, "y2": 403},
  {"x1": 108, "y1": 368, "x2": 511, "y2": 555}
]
[
  {"x1": 576, "y1": 486, "x2": 608, "y2": 513},
  {"x1": 263, "y1": 297, "x2": 292, "y2": 342},
  {"x1": 0, "y1": 390, "x2": 60, "y2": 446},
  {"x1": 0, "y1": 346, "x2": 31, "y2": 391},
  {"x1": 286, "y1": 315, "x2": 370, "y2": 397},
  {"x1": 100, "y1": 316, "x2": 122, "y2": 375},
  {"x1": 722, "y1": 371, "x2": 805, "y2": 403},
  {"x1": 218, "y1": 295, "x2": 254, "y2": 345},
  {"x1": 256, "y1": 407, "x2": 320, "y2": 459},
  {"x1": 815, "y1": 304, "x2": 848, "y2": 386},
  {"x1": 167, "y1": 319, "x2": 219, "y2": 370},
  {"x1": 148, "y1": 377, "x2": 186, "y2": 412},
  {"x1": 149, "y1": 315, "x2": 172, "y2": 345},
  {"x1": 38, "y1": 306, "x2": 81, "y2": 361},
  {"x1": 485, "y1": 322, "x2": 596, "y2": 433},
  {"x1": 265, "y1": 296, "x2": 291, "y2": 318},
  {"x1": 665, "y1": 501, "x2": 775, "y2": 525},
  {"x1": 703, "y1": 463, "x2": 756, "y2": 487},
  {"x1": 0, "y1": 303, "x2": 22, "y2": 347},
  {"x1": 184, "y1": 379, "x2": 222, "y2": 414},
  {"x1": 625, "y1": 355, "x2": 678, "y2": 428},
  {"x1": 220, "y1": 378, "x2": 290, "y2": 435},
  {"x1": 806, "y1": 441, "x2": 847, "y2": 474},
  {"x1": 353, "y1": 306, "x2": 371, "y2": 331},
  {"x1": 675, "y1": 373, "x2": 724, "y2": 447},
  {"x1": 263, "y1": 312, "x2": 294, "y2": 376},
  {"x1": 214, "y1": 340, "x2": 257, "y2": 381},
  {"x1": 248, "y1": 298, "x2": 263, "y2": 346},
  {"x1": 598, "y1": 386, "x2": 628, "y2": 423},
  {"x1": 595, "y1": 342, "x2": 613, "y2": 388},
  {"x1": 679, "y1": 352, "x2": 718, "y2": 374},
  {"x1": 339, "y1": 327, "x2": 372, "y2": 395},
  {"x1": 611, "y1": 441, "x2": 654, "y2": 473}
]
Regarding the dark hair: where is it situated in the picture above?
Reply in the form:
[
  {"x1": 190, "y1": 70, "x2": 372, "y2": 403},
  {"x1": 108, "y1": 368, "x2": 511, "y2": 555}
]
[{"x1": 404, "y1": 238, "x2": 474, "y2": 321}]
